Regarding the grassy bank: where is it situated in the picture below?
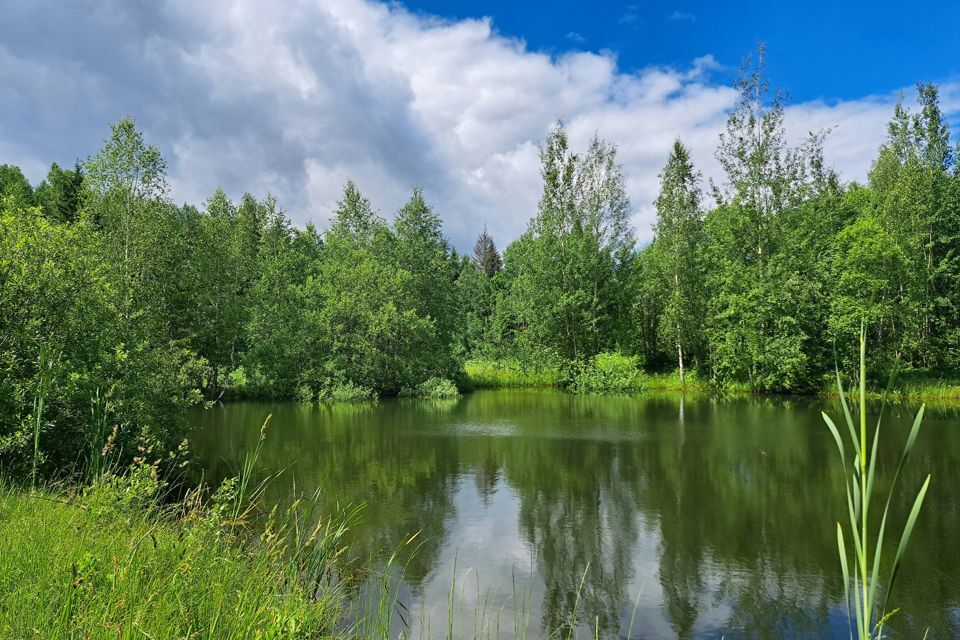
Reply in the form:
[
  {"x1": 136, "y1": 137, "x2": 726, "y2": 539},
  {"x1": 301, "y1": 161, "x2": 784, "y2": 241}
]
[
  {"x1": 881, "y1": 372, "x2": 960, "y2": 401},
  {"x1": 464, "y1": 358, "x2": 718, "y2": 394},
  {"x1": 465, "y1": 358, "x2": 960, "y2": 402},
  {"x1": 0, "y1": 469, "x2": 353, "y2": 639},
  {"x1": 464, "y1": 359, "x2": 563, "y2": 388}
]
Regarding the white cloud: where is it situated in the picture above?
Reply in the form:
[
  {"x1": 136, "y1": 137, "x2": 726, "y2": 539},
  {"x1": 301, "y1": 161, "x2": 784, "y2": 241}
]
[
  {"x1": 667, "y1": 11, "x2": 697, "y2": 22},
  {"x1": 0, "y1": 0, "x2": 955, "y2": 248}
]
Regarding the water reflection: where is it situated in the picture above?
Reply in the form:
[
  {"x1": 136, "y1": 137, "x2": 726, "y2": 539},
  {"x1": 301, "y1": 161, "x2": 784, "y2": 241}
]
[{"x1": 189, "y1": 391, "x2": 960, "y2": 639}]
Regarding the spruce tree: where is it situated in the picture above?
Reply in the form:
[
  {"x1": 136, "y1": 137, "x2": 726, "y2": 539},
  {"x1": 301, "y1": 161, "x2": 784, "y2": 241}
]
[{"x1": 472, "y1": 227, "x2": 502, "y2": 277}]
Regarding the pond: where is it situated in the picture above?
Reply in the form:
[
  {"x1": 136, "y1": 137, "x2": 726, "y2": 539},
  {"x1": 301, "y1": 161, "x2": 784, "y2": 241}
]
[{"x1": 189, "y1": 390, "x2": 960, "y2": 639}]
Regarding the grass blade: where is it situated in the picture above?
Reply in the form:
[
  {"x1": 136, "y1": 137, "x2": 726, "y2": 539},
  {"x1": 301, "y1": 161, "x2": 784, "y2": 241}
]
[
  {"x1": 835, "y1": 365, "x2": 861, "y2": 461},
  {"x1": 837, "y1": 524, "x2": 854, "y2": 640},
  {"x1": 823, "y1": 412, "x2": 847, "y2": 470},
  {"x1": 881, "y1": 474, "x2": 931, "y2": 617}
]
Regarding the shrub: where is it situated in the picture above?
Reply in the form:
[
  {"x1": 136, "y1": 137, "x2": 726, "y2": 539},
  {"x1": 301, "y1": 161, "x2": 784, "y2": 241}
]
[
  {"x1": 412, "y1": 376, "x2": 461, "y2": 399},
  {"x1": 295, "y1": 383, "x2": 316, "y2": 403},
  {"x1": 222, "y1": 366, "x2": 249, "y2": 394},
  {"x1": 319, "y1": 380, "x2": 377, "y2": 403},
  {"x1": 567, "y1": 352, "x2": 645, "y2": 394}
]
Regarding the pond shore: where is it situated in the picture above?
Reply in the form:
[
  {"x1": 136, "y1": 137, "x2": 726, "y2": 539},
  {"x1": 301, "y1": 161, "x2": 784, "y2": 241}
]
[{"x1": 464, "y1": 358, "x2": 960, "y2": 402}]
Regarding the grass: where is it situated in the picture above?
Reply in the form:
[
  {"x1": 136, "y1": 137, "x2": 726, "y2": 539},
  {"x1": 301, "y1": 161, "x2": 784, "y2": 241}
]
[
  {"x1": 635, "y1": 369, "x2": 713, "y2": 393},
  {"x1": 465, "y1": 353, "x2": 960, "y2": 402},
  {"x1": 0, "y1": 460, "x2": 357, "y2": 638},
  {"x1": 0, "y1": 470, "x2": 648, "y2": 640},
  {"x1": 464, "y1": 359, "x2": 563, "y2": 388},
  {"x1": 882, "y1": 371, "x2": 960, "y2": 402},
  {"x1": 465, "y1": 358, "x2": 720, "y2": 395},
  {"x1": 820, "y1": 372, "x2": 960, "y2": 404}
]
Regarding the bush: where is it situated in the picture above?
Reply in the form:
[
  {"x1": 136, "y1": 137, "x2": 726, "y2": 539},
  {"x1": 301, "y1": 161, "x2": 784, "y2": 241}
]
[
  {"x1": 318, "y1": 380, "x2": 377, "y2": 403},
  {"x1": 567, "y1": 352, "x2": 645, "y2": 394},
  {"x1": 412, "y1": 376, "x2": 461, "y2": 399}
]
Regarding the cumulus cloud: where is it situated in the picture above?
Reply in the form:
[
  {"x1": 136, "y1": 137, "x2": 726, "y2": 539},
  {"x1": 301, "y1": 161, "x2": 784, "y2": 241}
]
[{"x1": 0, "y1": 0, "x2": 955, "y2": 248}]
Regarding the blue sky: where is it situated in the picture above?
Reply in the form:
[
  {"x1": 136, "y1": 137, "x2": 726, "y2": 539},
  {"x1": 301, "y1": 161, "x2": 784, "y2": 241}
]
[
  {"x1": 406, "y1": 0, "x2": 960, "y2": 102},
  {"x1": 1, "y1": 0, "x2": 958, "y2": 248}
]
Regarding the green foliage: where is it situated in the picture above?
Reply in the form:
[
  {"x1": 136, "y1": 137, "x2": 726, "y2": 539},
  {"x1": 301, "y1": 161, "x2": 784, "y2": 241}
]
[
  {"x1": 828, "y1": 213, "x2": 906, "y2": 373},
  {"x1": 868, "y1": 83, "x2": 959, "y2": 370},
  {"x1": 319, "y1": 381, "x2": 378, "y2": 404},
  {"x1": 496, "y1": 124, "x2": 635, "y2": 364},
  {"x1": 0, "y1": 204, "x2": 199, "y2": 478},
  {"x1": 463, "y1": 359, "x2": 562, "y2": 388},
  {"x1": 34, "y1": 162, "x2": 83, "y2": 223},
  {"x1": 625, "y1": 57, "x2": 958, "y2": 394},
  {"x1": 0, "y1": 164, "x2": 35, "y2": 206},
  {"x1": 412, "y1": 377, "x2": 461, "y2": 400},
  {"x1": 567, "y1": 352, "x2": 645, "y2": 394},
  {"x1": 644, "y1": 140, "x2": 706, "y2": 383}
]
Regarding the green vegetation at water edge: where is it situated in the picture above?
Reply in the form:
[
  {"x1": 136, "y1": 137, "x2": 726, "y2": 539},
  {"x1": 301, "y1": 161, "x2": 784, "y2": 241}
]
[
  {"x1": 0, "y1": 470, "x2": 351, "y2": 639},
  {"x1": 463, "y1": 359, "x2": 563, "y2": 388}
]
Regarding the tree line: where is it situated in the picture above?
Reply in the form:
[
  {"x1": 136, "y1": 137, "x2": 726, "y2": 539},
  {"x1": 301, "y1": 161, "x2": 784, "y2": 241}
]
[
  {"x1": 1, "y1": 50, "x2": 957, "y2": 475},
  {"x1": 466, "y1": 53, "x2": 959, "y2": 392}
]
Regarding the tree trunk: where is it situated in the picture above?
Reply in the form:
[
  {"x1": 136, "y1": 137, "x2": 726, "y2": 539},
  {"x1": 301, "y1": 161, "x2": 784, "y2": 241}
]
[{"x1": 677, "y1": 338, "x2": 685, "y2": 386}]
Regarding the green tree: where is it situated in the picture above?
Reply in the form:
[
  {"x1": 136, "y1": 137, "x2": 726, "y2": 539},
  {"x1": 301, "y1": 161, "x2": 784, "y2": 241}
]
[
  {"x1": 34, "y1": 162, "x2": 83, "y2": 223},
  {"x1": 83, "y1": 117, "x2": 177, "y2": 340},
  {"x1": 0, "y1": 164, "x2": 34, "y2": 207},
  {"x1": 827, "y1": 213, "x2": 907, "y2": 373},
  {"x1": 0, "y1": 199, "x2": 199, "y2": 477},
  {"x1": 472, "y1": 227, "x2": 502, "y2": 277},
  {"x1": 651, "y1": 140, "x2": 705, "y2": 383},
  {"x1": 189, "y1": 188, "x2": 266, "y2": 392},
  {"x1": 243, "y1": 198, "x2": 319, "y2": 396},
  {"x1": 455, "y1": 255, "x2": 498, "y2": 357},
  {"x1": 500, "y1": 124, "x2": 634, "y2": 363},
  {"x1": 392, "y1": 187, "x2": 460, "y2": 366},
  {"x1": 704, "y1": 46, "x2": 829, "y2": 391},
  {"x1": 869, "y1": 83, "x2": 958, "y2": 369},
  {"x1": 290, "y1": 182, "x2": 454, "y2": 397}
]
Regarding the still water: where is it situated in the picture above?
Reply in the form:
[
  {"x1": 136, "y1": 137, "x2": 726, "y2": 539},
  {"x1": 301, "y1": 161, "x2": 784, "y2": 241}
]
[{"x1": 190, "y1": 390, "x2": 960, "y2": 639}]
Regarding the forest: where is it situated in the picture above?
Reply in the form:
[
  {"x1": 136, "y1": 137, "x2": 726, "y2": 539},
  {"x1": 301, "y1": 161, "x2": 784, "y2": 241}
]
[{"x1": 1, "y1": 54, "x2": 958, "y2": 478}]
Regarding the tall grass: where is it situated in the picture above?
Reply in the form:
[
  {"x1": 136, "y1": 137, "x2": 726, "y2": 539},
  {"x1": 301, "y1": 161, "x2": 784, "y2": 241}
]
[
  {"x1": 822, "y1": 325, "x2": 931, "y2": 640},
  {"x1": 464, "y1": 359, "x2": 562, "y2": 388},
  {"x1": 87, "y1": 387, "x2": 110, "y2": 483},
  {"x1": 0, "y1": 481, "x2": 348, "y2": 638},
  {"x1": 30, "y1": 346, "x2": 55, "y2": 490},
  {"x1": 0, "y1": 412, "x2": 362, "y2": 639}
]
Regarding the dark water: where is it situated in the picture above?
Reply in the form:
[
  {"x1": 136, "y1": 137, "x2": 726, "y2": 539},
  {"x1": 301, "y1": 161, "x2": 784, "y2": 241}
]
[{"x1": 189, "y1": 390, "x2": 960, "y2": 639}]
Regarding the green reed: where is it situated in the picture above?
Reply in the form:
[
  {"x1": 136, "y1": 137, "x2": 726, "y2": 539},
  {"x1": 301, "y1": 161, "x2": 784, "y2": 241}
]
[{"x1": 823, "y1": 324, "x2": 931, "y2": 639}]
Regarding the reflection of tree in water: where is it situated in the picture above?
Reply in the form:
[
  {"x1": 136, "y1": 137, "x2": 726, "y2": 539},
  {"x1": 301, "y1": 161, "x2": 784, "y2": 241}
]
[
  {"x1": 472, "y1": 439, "x2": 503, "y2": 505},
  {"x1": 504, "y1": 437, "x2": 641, "y2": 637},
  {"x1": 651, "y1": 399, "x2": 706, "y2": 639},
  {"x1": 190, "y1": 400, "x2": 462, "y2": 586},
  {"x1": 190, "y1": 394, "x2": 960, "y2": 640},
  {"x1": 637, "y1": 396, "x2": 839, "y2": 639}
]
